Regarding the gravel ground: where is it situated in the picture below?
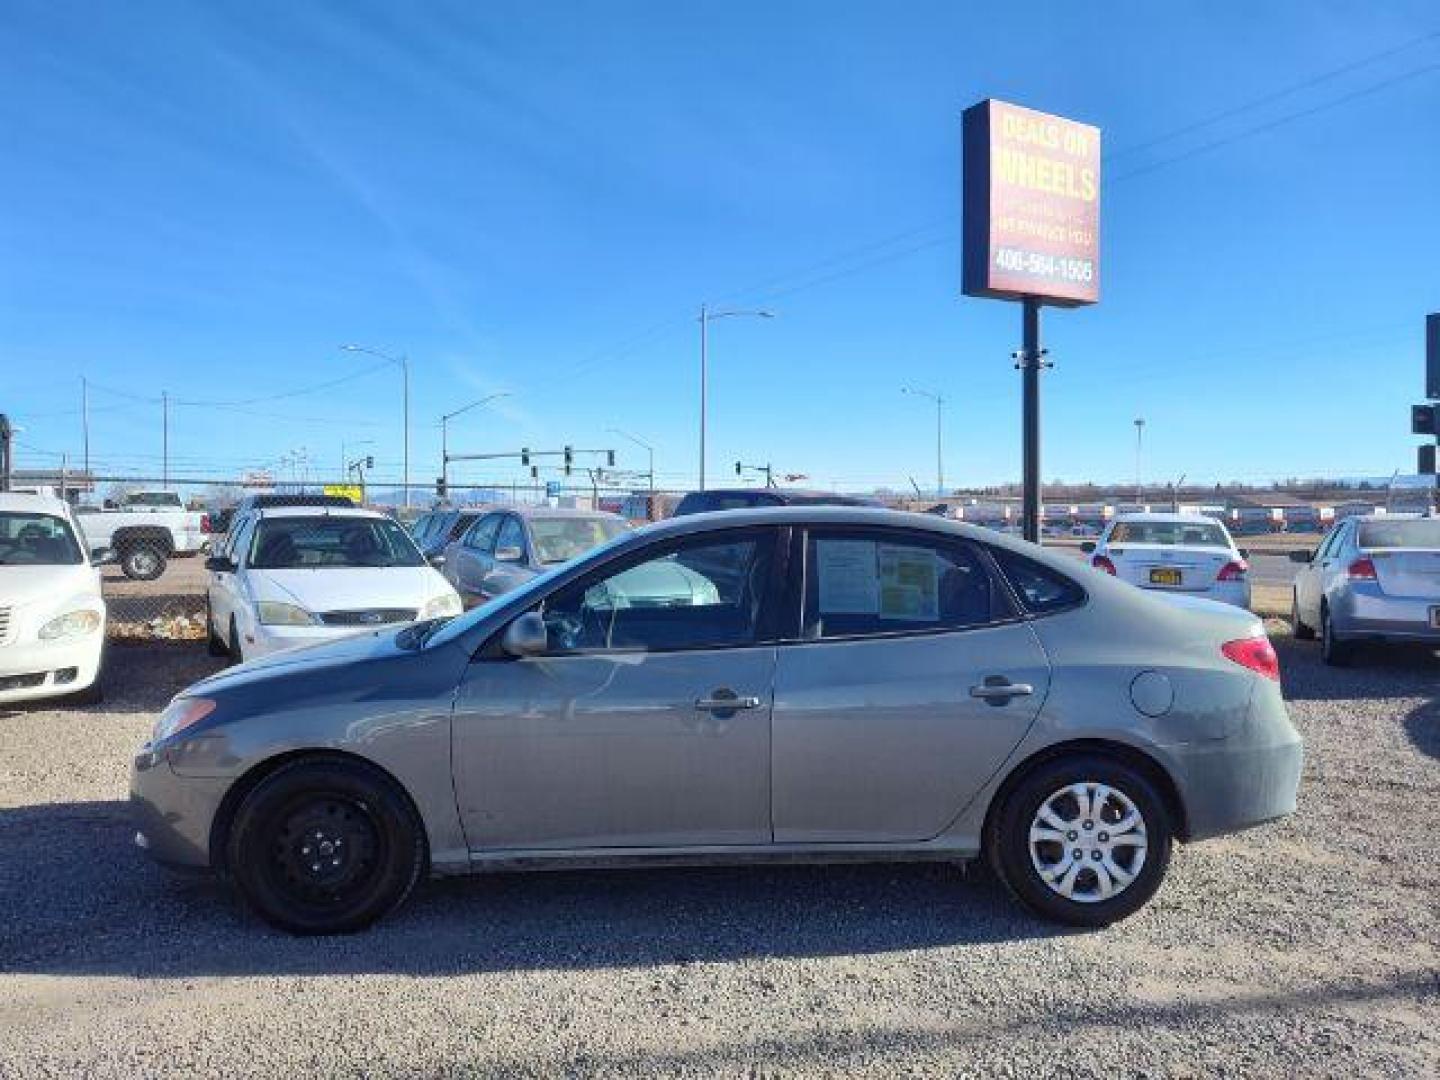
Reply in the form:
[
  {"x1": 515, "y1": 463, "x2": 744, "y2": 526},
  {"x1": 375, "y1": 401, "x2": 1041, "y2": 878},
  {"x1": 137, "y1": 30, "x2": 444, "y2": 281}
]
[{"x1": 0, "y1": 635, "x2": 1436, "y2": 1078}]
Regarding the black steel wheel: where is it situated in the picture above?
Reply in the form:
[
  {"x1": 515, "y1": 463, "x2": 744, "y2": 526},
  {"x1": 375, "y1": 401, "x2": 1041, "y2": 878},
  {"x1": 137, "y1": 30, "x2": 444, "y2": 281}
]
[{"x1": 227, "y1": 757, "x2": 425, "y2": 935}]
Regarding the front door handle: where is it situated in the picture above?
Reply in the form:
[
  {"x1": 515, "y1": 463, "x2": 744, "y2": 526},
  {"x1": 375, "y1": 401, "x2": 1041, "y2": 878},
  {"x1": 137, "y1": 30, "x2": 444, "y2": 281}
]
[
  {"x1": 969, "y1": 679, "x2": 1035, "y2": 703},
  {"x1": 695, "y1": 691, "x2": 764, "y2": 712}
]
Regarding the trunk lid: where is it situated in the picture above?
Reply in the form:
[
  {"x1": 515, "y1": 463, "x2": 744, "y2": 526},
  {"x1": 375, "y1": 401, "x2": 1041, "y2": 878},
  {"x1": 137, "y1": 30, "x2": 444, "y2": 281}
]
[
  {"x1": 1107, "y1": 544, "x2": 1235, "y2": 593},
  {"x1": 1364, "y1": 548, "x2": 1440, "y2": 599}
]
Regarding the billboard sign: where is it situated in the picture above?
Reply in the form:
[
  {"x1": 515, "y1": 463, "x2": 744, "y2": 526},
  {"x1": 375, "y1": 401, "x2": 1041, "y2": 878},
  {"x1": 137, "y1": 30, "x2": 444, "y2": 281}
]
[{"x1": 963, "y1": 99, "x2": 1101, "y2": 306}]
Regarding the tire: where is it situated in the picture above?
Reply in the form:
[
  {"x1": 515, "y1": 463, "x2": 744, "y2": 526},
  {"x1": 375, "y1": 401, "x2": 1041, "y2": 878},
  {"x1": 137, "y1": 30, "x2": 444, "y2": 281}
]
[
  {"x1": 987, "y1": 754, "x2": 1173, "y2": 928},
  {"x1": 1291, "y1": 591, "x2": 1315, "y2": 640},
  {"x1": 228, "y1": 616, "x2": 244, "y2": 666},
  {"x1": 226, "y1": 756, "x2": 426, "y2": 935},
  {"x1": 119, "y1": 542, "x2": 166, "y2": 581},
  {"x1": 206, "y1": 599, "x2": 229, "y2": 657},
  {"x1": 1320, "y1": 605, "x2": 1353, "y2": 667}
]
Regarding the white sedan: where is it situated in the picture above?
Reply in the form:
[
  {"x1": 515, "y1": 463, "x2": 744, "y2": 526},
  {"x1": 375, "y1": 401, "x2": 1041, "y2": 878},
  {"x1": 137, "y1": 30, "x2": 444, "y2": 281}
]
[
  {"x1": 205, "y1": 507, "x2": 462, "y2": 662},
  {"x1": 1085, "y1": 513, "x2": 1251, "y2": 609},
  {"x1": 0, "y1": 491, "x2": 108, "y2": 704}
]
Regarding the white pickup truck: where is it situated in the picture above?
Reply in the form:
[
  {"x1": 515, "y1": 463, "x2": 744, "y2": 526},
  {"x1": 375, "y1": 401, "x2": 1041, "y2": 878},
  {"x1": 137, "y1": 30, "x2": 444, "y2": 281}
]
[{"x1": 74, "y1": 491, "x2": 210, "y2": 580}]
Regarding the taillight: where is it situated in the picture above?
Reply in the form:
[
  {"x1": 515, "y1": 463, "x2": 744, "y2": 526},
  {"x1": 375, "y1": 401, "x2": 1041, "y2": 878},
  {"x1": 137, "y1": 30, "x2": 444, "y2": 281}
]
[
  {"x1": 1222, "y1": 636, "x2": 1280, "y2": 681},
  {"x1": 200, "y1": 513, "x2": 213, "y2": 534},
  {"x1": 1217, "y1": 559, "x2": 1248, "y2": 581},
  {"x1": 1346, "y1": 557, "x2": 1377, "y2": 580},
  {"x1": 1092, "y1": 554, "x2": 1117, "y2": 575}
]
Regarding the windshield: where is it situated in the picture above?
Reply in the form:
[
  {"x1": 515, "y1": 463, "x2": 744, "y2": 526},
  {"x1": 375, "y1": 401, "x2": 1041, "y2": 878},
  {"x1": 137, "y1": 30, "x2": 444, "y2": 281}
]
[
  {"x1": 0, "y1": 512, "x2": 84, "y2": 566},
  {"x1": 1108, "y1": 520, "x2": 1231, "y2": 547},
  {"x1": 530, "y1": 517, "x2": 628, "y2": 564},
  {"x1": 1358, "y1": 520, "x2": 1440, "y2": 549},
  {"x1": 249, "y1": 516, "x2": 426, "y2": 569},
  {"x1": 124, "y1": 493, "x2": 183, "y2": 508}
]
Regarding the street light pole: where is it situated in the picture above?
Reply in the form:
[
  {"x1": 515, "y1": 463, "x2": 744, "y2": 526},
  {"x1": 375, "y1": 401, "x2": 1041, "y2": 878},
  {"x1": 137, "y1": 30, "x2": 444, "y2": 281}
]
[
  {"x1": 902, "y1": 387, "x2": 945, "y2": 497},
  {"x1": 1134, "y1": 417, "x2": 1146, "y2": 505},
  {"x1": 697, "y1": 305, "x2": 774, "y2": 492},
  {"x1": 440, "y1": 392, "x2": 511, "y2": 494},
  {"x1": 340, "y1": 344, "x2": 411, "y2": 508},
  {"x1": 608, "y1": 428, "x2": 655, "y2": 493}
]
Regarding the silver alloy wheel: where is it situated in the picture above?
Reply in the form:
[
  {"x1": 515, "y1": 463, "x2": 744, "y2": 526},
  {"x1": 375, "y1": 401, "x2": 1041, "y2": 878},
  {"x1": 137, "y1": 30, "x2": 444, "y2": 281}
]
[{"x1": 1028, "y1": 782, "x2": 1148, "y2": 904}]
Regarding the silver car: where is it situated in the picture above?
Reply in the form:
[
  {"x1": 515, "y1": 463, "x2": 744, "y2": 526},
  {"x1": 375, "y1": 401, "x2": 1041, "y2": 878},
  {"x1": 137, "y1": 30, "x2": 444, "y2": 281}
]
[
  {"x1": 438, "y1": 506, "x2": 628, "y2": 606},
  {"x1": 1290, "y1": 514, "x2": 1440, "y2": 665},
  {"x1": 132, "y1": 507, "x2": 1302, "y2": 934}
]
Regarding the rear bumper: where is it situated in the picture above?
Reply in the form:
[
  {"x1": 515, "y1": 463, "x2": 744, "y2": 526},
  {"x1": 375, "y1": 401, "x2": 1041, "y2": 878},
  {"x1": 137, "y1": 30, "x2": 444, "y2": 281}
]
[
  {"x1": 1136, "y1": 580, "x2": 1251, "y2": 609},
  {"x1": 1166, "y1": 689, "x2": 1303, "y2": 841},
  {"x1": 1331, "y1": 589, "x2": 1440, "y2": 642}
]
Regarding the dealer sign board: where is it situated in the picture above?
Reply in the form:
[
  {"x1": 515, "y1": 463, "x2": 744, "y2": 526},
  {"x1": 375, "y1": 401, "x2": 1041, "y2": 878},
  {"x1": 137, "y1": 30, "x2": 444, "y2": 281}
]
[{"x1": 963, "y1": 99, "x2": 1101, "y2": 307}]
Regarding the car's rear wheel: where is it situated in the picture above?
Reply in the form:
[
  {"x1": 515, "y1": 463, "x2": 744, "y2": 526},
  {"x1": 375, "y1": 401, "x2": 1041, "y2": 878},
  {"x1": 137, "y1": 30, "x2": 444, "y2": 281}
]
[
  {"x1": 228, "y1": 616, "x2": 244, "y2": 665},
  {"x1": 205, "y1": 599, "x2": 229, "y2": 657},
  {"x1": 988, "y1": 755, "x2": 1172, "y2": 928},
  {"x1": 1320, "y1": 605, "x2": 1353, "y2": 666},
  {"x1": 226, "y1": 757, "x2": 426, "y2": 935},
  {"x1": 1291, "y1": 591, "x2": 1315, "y2": 640}
]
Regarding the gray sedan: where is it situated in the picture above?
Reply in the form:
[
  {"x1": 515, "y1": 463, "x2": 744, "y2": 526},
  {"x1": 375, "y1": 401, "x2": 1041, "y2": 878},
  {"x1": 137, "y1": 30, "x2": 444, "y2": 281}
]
[
  {"x1": 132, "y1": 507, "x2": 1302, "y2": 934},
  {"x1": 1290, "y1": 514, "x2": 1440, "y2": 664},
  {"x1": 438, "y1": 506, "x2": 628, "y2": 605}
]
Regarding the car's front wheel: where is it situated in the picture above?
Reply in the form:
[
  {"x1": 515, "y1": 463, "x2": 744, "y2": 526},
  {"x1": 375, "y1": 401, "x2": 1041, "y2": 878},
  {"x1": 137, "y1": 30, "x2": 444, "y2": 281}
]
[
  {"x1": 988, "y1": 754, "x2": 1173, "y2": 928},
  {"x1": 226, "y1": 757, "x2": 427, "y2": 935},
  {"x1": 1320, "y1": 604, "x2": 1353, "y2": 666},
  {"x1": 1291, "y1": 591, "x2": 1315, "y2": 640}
]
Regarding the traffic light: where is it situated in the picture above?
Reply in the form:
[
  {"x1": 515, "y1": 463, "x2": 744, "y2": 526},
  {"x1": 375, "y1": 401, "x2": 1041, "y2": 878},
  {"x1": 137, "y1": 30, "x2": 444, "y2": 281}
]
[
  {"x1": 563, "y1": 445, "x2": 573, "y2": 475},
  {"x1": 606, "y1": 449, "x2": 615, "y2": 467},
  {"x1": 436, "y1": 476, "x2": 447, "y2": 498},
  {"x1": 1413, "y1": 403, "x2": 1440, "y2": 436},
  {"x1": 1421, "y1": 444, "x2": 1437, "y2": 476},
  {"x1": 521, "y1": 447, "x2": 530, "y2": 466},
  {"x1": 735, "y1": 460, "x2": 742, "y2": 476},
  {"x1": 365, "y1": 455, "x2": 374, "y2": 470},
  {"x1": 530, "y1": 464, "x2": 538, "y2": 479}
]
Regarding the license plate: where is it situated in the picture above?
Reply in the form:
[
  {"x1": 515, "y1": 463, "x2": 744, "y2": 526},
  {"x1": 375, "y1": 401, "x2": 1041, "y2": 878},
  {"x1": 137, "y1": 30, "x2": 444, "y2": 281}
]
[
  {"x1": 1431, "y1": 607, "x2": 1440, "y2": 630},
  {"x1": 1149, "y1": 568, "x2": 1182, "y2": 586}
]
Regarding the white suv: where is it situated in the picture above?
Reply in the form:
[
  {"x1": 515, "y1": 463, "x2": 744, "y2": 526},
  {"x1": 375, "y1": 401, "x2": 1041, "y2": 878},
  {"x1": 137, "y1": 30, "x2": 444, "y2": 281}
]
[
  {"x1": 204, "y1": 506, "x2": 461, "y2": 662},
  {"x1": 0, "y1": 492, "x2": 109, "y2": 704}
]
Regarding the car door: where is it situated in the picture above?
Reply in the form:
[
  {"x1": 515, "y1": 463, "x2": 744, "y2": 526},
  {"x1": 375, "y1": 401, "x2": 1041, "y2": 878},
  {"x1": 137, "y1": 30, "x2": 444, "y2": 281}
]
[
  {"x1": 1300, "y1": 523, "x2": 1345, "y2": 624},
  {"x1": 209, "y1": 515, "x2": 254, "y2": 643},
  {"x1": 770, "y1": 527, "x2": 1051, "y2": 844},
  {"x1": 450, "y1": 513, "x2": 501, "y2": 601},
  {"x1": 483, "y1": 514, "x2": 533, "y2": 596},
  {"x1": 451, "y1": 527, "x2": 783, "y2": 851}
]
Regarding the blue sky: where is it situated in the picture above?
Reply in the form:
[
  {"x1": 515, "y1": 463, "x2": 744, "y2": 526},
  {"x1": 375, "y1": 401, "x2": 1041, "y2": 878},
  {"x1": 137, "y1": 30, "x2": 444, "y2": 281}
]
[{"x1": 3, "y1": 1, "x2": 1438, "y2": 495}]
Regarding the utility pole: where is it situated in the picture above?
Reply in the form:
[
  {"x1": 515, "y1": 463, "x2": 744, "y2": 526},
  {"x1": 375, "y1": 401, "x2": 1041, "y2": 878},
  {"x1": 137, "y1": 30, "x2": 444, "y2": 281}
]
[
  {"x1": 1134, "y1": 417, "x2": 1146, "y2": 505},
  {"x1": 81, "y1": 376, "x2": 90, "y2": 487},
  {"x1": 902, "y1": 387, "x2": 945, "y2": 497},
  {"x1": 697, "y1": 305, "x2": 774, "y2": 491},
  {"x1": 162, "y1": 390, "x2": 169, "y2": 489},
  {"x1": 341, "y1": 344, "x2": 411, "y2": 508},
  {"x1": 440, "y1": 392, "x2": 511, "y2": 494},
  {"x1": 608, "y1": 428, "x2": 655, "y2": 494}
]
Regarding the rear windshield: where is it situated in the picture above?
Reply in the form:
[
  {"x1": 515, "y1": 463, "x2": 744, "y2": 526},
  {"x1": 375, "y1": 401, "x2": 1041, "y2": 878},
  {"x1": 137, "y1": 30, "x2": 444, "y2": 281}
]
[
  {"x1": 1358, "y1": 520, "x2": 1440, "y2": 549},
  {"x1": 0, "y1": 511, "x2": 84, "y2": 566},
  {"x1": 675, "y1": 492, "x2": 781, "y2": 515},
  {"x1": 1108, "y1": 520, "x2": 1230, "y2": 547},
  {"x1": 530, "y1": 517, "x2": 628, "y2": 564},
  {"x1": 249, "y1": 516, "x2": 425, "y2": 569}
]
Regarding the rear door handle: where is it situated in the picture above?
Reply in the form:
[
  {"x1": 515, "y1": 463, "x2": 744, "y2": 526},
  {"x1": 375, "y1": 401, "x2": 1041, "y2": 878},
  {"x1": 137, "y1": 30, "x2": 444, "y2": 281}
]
[
  {"x1": 695, "y1": 693, "x2": 764, "y2": 712},
  {"x1": 969, "y1": 679, "x2": 1035, "y2": 702}
]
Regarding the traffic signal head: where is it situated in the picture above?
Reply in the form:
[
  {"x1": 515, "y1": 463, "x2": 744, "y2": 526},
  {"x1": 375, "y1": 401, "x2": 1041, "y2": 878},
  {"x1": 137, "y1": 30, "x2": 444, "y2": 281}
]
[
  {"x1": 436, "y1": 476, "x2": 447, "y2": 497},
  {"x1": 563, "y1": 446, "x2": 573, "y2": 475},
  {"x1": 521, "y1": 447, "x2": 530, "y2": 466},
  {"x1": 365, "y1": 455, "x2": 374, "y2": 470},
  {"x1": 1413, "y1": 403, "x2": 1440, "y2": 436},
  {"x1": 1419, "y1": 444, "x2": 1437, "y2": 476},
  {"x1": 607, "y1": 450, "x2": 615, "y2": 467},
  {"x1": 530, "y1": 464, "x2": 538, "y2": 479},
  {"x1": 735, "y1": 460, "x2": 742, "y2": 476}
]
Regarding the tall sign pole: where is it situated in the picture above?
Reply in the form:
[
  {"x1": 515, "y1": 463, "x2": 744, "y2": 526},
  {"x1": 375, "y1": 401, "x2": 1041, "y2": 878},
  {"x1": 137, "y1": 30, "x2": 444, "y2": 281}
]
[{"x1": 963, "y1": 99, "x2": 1101, "y2": 544}]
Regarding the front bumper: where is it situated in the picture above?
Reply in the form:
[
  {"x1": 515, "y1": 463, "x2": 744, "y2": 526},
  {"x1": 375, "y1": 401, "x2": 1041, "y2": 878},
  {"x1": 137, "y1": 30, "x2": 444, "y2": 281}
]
[
  {"x1": 0, "y1": 632, "x2": 104, "y2": 704},
  {"x1": 1166, "y1": 686, "x2": 1303, "y2": 841},
  {"x1": 130, "y1": 743, "x2": 230, "y2": 869},
  {"x1": 242, "y1": 622, "x2": 376, "y2": 659}
]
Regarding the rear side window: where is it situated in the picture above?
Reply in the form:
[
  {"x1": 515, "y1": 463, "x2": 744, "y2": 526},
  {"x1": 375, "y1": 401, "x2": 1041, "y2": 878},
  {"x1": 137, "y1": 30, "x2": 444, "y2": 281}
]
[
  {"x1": 803, "y1": 531, "x2": 1001, "y2": 640},
  {"x1": 988, "y1": 547, "x2": 1086, "y2": 614}
]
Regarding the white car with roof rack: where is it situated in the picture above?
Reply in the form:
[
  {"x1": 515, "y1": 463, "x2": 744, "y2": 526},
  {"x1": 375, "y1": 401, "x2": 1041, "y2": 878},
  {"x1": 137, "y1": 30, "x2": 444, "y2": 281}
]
[
  {"x1": 204, "y1": 505, "x2": 461, "y2": 662},
  {"x1": 1083, "y1": 512, "x2": 1251, "y2": 609},
  {"x1": 0, "y1": 491, "x2": 110, "y2": 704}
]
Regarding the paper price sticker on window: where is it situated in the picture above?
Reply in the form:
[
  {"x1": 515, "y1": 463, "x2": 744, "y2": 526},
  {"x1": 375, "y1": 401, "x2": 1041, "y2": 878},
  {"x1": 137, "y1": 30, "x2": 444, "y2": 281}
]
[
  {"x1": 815, "y1": 539, "x2": 880, "y2": 614},
  {"x1": 877, "y1": 543, "x2": 939, "y2": 621}
]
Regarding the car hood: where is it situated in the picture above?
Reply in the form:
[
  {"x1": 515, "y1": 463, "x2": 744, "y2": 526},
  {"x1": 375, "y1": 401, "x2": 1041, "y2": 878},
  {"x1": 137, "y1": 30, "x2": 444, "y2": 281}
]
[
  {"x1": 0, "y1": 563, "x2": 100, "y2": 608},
  {"x1": 191, "y1": 626, "x2": 412, "y2": 692},
  {"x1": 250, "y1": 566, "x2": 449, "y2": 613}
]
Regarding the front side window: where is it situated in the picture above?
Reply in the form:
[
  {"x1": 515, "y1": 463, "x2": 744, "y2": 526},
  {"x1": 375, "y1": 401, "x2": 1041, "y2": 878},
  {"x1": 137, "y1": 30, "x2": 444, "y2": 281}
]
[
  {"x1": 0, "y1": 512, "x2": 83, "y2": 566},
  {"x1": 538, "y1": 532, "x2": 774, "y2": 652},
  {"x1": 247, "y1": 516, "x2": 425, "y2": 569},
  {"x1": 802, "y1": 531, "x2": 1000, "y2": 640},
  {"x1": 529, "y1": 516, "x2": 628, "y2": 565},
  {"x1": 495, "y1": 516, "x2": 527, "y2": 557},
  {"x1": 465, "y1": 514, "x2": 502, "y2": 552}
]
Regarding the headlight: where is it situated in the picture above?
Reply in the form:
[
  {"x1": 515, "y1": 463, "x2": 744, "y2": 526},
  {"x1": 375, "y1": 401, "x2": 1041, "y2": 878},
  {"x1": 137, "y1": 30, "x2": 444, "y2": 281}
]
[
  {"x1": 38, "y1": 609, "x2": 102, "y2": 640},
  {"x1": 256, "y1": 601, "x2": 317, "y2": 626},
  {"x1": 421, "y1": 593, "x2": 463, "y2": 620},
  {"x1": 152, "y1": 697, "x2": 216, "y2": 743}
]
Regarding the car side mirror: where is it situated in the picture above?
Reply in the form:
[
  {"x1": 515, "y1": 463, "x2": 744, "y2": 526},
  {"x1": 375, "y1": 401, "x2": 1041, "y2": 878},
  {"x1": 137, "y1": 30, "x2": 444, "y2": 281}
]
[
  {"x1": 428, "y1": 554, "x2": 446, "y2": 568},
  {"x1": 1080, "y1": 541, "x2": 1096, "y2": 554},
  {"x1": 494, "y1": 545, "x2": 524, "y2": 563},
  {"x1": 1238, "y1": 548, "x2": 1250, "y2": 560},
  {"x1": 501, "y1": 612, "x2": 548, "y2": 657},
  {"x1": 205, "y1": 555, "x2": 236, "y2": 573},
  {"x1": 1288, "y1": 549, "x2": 1313, "y2": 564},
  {"x1": 90, "y1": 545, "x2": 115, "y2": 565}
]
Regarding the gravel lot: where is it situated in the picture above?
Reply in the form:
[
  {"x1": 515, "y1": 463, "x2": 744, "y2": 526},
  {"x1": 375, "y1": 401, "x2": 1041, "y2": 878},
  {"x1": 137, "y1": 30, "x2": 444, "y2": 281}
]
[{"x1": 0, "y1": 634, "x2": 1435, "y2": 1077}]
